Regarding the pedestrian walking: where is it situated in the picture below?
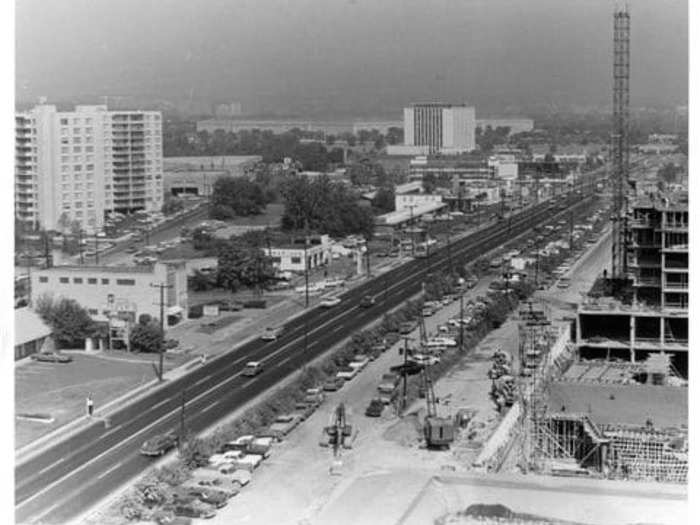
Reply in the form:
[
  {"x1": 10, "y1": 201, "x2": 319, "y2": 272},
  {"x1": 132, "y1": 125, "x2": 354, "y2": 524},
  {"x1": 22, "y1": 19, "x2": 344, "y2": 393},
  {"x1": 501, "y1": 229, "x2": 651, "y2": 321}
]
[
  {"x1": 86, "y1": 394, "x2": 94, "y2": 417},
  {"x1": 200, "y1": 353, "x2": 207, "y2": 365}
]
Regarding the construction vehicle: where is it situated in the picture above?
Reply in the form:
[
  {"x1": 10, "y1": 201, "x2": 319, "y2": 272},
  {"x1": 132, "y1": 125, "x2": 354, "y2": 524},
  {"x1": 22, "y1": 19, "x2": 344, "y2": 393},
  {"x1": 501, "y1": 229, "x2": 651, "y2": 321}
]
[
  {"x1": 421, "y1": 367, "x2": 454, "y2": 449},
  {"x1": 320, "y1": 403, "x2": 354, "y2": 455},
  {"x1": 490, "y1": 374, "x2": 516, "y2": 412}
]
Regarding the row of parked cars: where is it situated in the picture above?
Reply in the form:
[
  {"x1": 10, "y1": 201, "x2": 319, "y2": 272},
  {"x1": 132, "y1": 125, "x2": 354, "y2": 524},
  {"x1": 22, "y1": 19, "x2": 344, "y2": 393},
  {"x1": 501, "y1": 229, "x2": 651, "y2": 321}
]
[{"x1": 138, "y1": 387, "x2": 328, "y2": 521}]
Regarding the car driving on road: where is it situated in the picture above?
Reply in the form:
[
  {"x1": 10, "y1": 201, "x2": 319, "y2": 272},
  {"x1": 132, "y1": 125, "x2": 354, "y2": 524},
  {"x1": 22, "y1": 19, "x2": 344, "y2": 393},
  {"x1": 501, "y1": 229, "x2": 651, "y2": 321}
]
[
  {"x1": 319, "y1": 295, "x2": 341, "y2": 308},
  {"x1": 242, "y1": 361, "x2": 263, "y2": 377},
  {"x1": 359, "y1": 295, "x2": 376, "y2": 308},
  {"x1": 261, "y1": 327, "x2": 281, "y2": 341},
  {"x1": 140, "y1": 432, "x2": 178, "y2": 457}
]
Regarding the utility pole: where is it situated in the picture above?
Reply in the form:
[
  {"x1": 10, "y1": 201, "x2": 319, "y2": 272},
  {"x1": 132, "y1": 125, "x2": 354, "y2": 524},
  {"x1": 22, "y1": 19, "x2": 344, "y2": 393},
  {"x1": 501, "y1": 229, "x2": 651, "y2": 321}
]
[
  {"x1": 569, "y1": 211, "x2": 575, "y2": 250},
  {"x1": 304, "y1": 220, "x2": 310, "y2": 308},
  {"x1": 94, "y1": 234, "x2": 100, "y2": 265},
  {"x1": 179, "y1": 389, "x2": 187, "y2": 452},
  {"x1": 409, "y1": 204, "x2": 416, "y2": 257},
  {"x1": 365, "y1": 246, "x2": 371, "y2": 278},
  {"x1": 151, "y1": 282, "x2": 173, "y2": 381},
  {"x1": 446, "y1": 230, "x2": 453, "y2": 276},
  {"x1": 400, "y1": 336, "x2": 411, "y2": 414},
  {"x1": 459, "y1": 291, "x2": 465, "y2": 352}
]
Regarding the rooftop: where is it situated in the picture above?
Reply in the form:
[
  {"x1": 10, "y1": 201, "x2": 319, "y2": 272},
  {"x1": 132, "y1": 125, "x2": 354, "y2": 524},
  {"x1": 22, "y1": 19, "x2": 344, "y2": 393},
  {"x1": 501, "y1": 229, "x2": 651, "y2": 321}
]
[
  {"x1": 36, "y1": 264, "x2": 157, "y2": 274},
  {"x1": 15, "y1": 307, "x2": 52, "y2": 346},
  {"x1": 546, "y1": 381, "x2": 687, "y2": 429}
]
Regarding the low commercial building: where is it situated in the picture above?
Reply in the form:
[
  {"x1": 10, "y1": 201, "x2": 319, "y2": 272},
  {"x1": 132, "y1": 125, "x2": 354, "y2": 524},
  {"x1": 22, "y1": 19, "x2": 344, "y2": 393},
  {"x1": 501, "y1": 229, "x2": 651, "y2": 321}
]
[
  {"x1": 476, "y1": 118, "x2": 534, "y2": 135},
  {"x1": 14, "y1": 307, "x2": 52, "y2": 360},
  {"x1": 263, "y1": 234, "x2": 331, "y2": 273},
  {"x1": 163, "y1": 155, "x2": 261, "y2": 197},
  {"x1": 30, "y1": 262, "x2": 188, "y2": 326}
]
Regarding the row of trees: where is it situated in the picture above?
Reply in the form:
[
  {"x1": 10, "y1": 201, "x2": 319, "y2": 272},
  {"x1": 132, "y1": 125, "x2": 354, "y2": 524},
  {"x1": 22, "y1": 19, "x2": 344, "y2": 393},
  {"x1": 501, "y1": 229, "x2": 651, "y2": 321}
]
[{"x1": 210, "y1": 177, "x2": 270, "y2": 219}]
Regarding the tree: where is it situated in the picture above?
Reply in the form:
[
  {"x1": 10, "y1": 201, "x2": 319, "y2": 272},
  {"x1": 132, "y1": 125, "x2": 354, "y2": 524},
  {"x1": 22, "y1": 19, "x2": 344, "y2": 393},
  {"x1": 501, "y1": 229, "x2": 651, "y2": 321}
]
[
  {"x1": 129, "y1": 319, "x2": 163, "y2": 353},
  {"x1": 657, "y1": 163, "x2": 678, "y2": 184},
  {"x1": 217, "y1": 240, "x2": 276, "y2": 293},
  {"x1": 280, "y1": 174, "x2": 374, "y2": 238},
  {"x1": 189, "y1": 270, "x2": 217, "y2": 291},
  {"x1": 35, "y1": 295, "x2": 97, "y2": 349},
  {"x1": 162, "y1": 196, "x2": 185, "y2": 215},
  {"x1": 211, "y1": 177, "x2": 267, "y2": 219},
  {"x1": 372, "y1": 186, "x2": 395, "y2": 213}
]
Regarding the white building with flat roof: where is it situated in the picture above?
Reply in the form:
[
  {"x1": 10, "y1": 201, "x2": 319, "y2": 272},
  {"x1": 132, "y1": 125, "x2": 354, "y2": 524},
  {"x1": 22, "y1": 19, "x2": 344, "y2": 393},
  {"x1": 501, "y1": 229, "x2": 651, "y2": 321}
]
[
  {"x1": 16, "y1": 104, "x2": 164, "y2": 233},
  {"x1": 263, "y1": 234, "x2": 331, "y2": 273},
  {"x1": 401, "y1": 104, "x2": 476, "y2": 155},
  {"x1": 30, "y1": 262, "x2": 187, "y2": 325}
]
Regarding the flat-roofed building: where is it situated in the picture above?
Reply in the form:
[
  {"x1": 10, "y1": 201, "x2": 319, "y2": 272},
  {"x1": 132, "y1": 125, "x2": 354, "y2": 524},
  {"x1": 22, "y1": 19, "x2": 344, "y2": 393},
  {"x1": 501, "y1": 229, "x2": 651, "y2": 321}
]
[
  {"x1": 263, "y1": 234, "x2": 331, "y2": 273},
  {"x1": 30, "y1": 262, "x2": 188, "y2": 326}
]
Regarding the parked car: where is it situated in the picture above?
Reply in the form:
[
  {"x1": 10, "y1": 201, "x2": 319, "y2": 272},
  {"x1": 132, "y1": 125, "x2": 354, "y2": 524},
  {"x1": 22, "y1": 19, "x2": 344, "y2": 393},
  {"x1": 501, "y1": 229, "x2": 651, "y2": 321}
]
[
  {"x1": 181, "y1": 486, "x2": 233, "y2": 508},
  {"x1": 304, "y1": 387, "x2": 325, "y2": 407},
  {"x1": 294, "y1": 401, "x2": 316, "y2": 421},
  {"x1": 242, "y1": 361, "x2": 263, "y2": 377},
  {"x1": 164, "y1": 338, "x2": 179, "y2": 350},
  {"x1": 31, "y1": 352, "x2": 72, "y2": 363},
  {"x1": 409, "y1": 354, "x2": 440, "y2": 367},
  {"x1": 164, "y1": 502, "x2": 216, "y2": 520},
  {"x1": 267, "y1": 414, "x2": 302, "y2": 439},
  {"x1": 399, "y1": 321, "x2": 415, "y2": 335},
  {"x1": 140, "y1": 432, "x2": 178, "y2": 456},
  {"x1": 365, "y1": 398, "x2": 385, "y2": 417},
  {"x1": 323, "y1": 377, "x2": 345, "y2": 392}
]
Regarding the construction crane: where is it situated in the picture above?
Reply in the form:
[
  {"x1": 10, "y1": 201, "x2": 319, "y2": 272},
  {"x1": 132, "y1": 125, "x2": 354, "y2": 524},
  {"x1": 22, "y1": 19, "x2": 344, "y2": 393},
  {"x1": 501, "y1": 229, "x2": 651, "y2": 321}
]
[
  {"x1": 421, "y1": 366, "x2": 454, "y2": 449},
  {"x1": 611, "y1": 5, "x2": 631, "y2": 281}
]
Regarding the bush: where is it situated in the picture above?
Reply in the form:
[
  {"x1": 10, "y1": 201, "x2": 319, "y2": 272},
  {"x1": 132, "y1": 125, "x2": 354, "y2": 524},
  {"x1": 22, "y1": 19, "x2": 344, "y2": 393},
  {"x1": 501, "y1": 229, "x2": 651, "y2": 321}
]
[
  {"x1": 119, "y1": 493, "x2": 146, "y2": 521},
  {"x1": 153, "y1": 462, "x2": 190, "y2": 487},
  {"x1": 180, "y1": 437, "x2": 216, "y2": 470}
]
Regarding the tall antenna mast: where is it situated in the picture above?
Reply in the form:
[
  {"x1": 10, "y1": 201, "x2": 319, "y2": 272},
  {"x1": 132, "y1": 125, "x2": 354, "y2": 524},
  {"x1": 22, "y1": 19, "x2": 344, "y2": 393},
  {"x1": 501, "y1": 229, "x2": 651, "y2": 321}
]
[{"x1": 611, "y1": 5, "x2": 630, "y2": 279}]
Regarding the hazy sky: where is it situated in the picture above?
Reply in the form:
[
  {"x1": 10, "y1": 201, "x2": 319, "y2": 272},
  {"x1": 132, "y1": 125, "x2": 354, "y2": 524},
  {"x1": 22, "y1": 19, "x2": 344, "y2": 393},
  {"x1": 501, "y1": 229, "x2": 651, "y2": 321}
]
[{"x1": 15, "y1": 0, "x2": 688, "y2": 115}]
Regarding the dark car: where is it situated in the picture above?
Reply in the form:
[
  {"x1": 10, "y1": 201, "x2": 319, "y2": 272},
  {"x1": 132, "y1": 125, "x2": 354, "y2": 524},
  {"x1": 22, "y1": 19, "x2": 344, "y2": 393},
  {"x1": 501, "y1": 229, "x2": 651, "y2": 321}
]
[
  {"x1": 126, "y1": 245, "x2": 138, "y2": 253},
  {"x1": 365, "y1": 398, "x2": 384, "y2": 417},
  {"x1": 359, "y1": 295, "x2": 376, "y2": 308},
  {"x1": 31, "y1": 352, "x2": 72, "y2": 363},
  {"x1": 164, "y1": 503, "x2": 216, "y2": 519},
  {"x1": 179, "y1": 486, "x2": 230, "y2": 508},
  {"x1": 164, "y1": 338, "x2": 179, "y2": 350},
  {"x1": 323, "y1": 378, "x2": 344, "y2": 392},
  {"x1": 140, "y1": 432, "x2": 178, "y2": 456}
]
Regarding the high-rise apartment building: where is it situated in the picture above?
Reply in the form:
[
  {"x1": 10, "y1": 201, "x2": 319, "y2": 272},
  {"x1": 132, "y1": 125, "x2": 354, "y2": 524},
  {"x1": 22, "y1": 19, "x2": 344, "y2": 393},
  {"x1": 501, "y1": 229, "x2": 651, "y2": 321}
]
[
  {"x1": 15, "y1": 104, "x2": 164, "y2": 233},
  {"x1": 402, "y1": 103, "x2": 476, "y2": 154}
]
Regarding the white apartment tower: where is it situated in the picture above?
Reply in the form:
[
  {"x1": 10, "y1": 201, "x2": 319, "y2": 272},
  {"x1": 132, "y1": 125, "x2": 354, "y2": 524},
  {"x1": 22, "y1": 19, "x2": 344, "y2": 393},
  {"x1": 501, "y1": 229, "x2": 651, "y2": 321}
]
[
  {"x1": 15, "y1": 104, "x2": 164, "y2": 233},
  {"x1": 403, "y1": 103, "x2": 476, "y2": 154}
]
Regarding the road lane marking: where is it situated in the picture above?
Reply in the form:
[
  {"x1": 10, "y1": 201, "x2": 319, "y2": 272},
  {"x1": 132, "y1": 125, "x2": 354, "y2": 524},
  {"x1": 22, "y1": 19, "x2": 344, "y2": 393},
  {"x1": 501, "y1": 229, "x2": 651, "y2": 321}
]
[
  {"x1": 152, "y1": 398, "x2": 171, "y2": 410},
  {"x1": 97, "y1": 459, "x2": 125, "y2": 480}
]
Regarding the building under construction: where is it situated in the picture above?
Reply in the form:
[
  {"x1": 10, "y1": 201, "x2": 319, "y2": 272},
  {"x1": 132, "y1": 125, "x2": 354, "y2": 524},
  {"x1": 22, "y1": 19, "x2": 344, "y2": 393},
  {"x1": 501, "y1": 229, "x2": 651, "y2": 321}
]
[{"x1": 576, "y1": 191, "x2": 688, "y2": 377}]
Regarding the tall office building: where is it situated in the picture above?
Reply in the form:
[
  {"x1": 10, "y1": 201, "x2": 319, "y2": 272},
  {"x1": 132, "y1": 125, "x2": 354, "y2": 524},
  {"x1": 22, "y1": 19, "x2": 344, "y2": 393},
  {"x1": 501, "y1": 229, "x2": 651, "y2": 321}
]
[
  {"x1": 403, "y1": 103, "x2": 476, "y2": 154},
  {"x1": 15, "y1": 104, "x2": 164, "y2": 233}
]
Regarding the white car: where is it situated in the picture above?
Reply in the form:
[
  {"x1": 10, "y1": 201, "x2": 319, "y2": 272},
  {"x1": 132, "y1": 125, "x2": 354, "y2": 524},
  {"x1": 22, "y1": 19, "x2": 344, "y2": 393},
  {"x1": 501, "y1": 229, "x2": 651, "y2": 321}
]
[
  {"x1": 319, "y1": 296, "x2": 341, "y2": 308},
  {"x1": 409, "y1": 354, "x2": 440, "y2": 366},
  {"x1": 261, "y1": 327, "x2": 281, "y2": 341},
  {"x1": 324, "y1": 278, "x2": 346, "y2": 288},
  {"x1": 429, "y1": 337, "x2": 457, "y2": 347}
]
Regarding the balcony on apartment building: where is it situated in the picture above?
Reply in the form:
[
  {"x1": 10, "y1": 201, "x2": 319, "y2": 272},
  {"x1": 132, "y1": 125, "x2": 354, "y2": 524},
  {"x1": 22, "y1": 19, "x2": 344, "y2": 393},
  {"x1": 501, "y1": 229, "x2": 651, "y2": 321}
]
[
  {"x1": 663, "y1": 277, "x2": 688, "y2": 291},
  {"x1": 631, "y1": 275, "x2": 661, "y2": 288}
]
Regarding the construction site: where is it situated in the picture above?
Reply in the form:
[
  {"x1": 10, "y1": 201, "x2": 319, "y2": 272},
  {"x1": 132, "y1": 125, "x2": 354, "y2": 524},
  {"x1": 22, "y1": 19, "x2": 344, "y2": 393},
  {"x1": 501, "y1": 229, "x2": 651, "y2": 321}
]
[{"x1": 485, "y1": 5, "x2": 689, "y2": 489}]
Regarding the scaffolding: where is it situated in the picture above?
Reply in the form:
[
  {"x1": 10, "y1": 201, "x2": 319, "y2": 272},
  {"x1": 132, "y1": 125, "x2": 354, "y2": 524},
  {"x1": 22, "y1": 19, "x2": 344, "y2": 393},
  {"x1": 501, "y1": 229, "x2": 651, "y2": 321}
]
[{"x1": 603, "y1": 426, "x2": 688, "y2": 483}]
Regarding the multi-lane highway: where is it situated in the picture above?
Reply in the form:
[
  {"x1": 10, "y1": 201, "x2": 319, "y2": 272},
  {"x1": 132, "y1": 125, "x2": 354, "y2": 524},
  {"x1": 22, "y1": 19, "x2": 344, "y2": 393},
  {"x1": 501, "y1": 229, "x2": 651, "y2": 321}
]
[{"x1": 15, "y1": 183, "x2": 601, "y2": 524}]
